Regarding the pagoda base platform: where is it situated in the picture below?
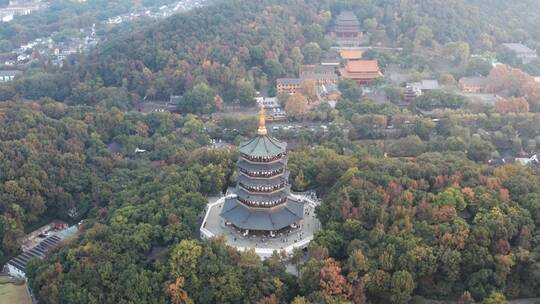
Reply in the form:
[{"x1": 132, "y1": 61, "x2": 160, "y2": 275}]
[{"x1": 200, "y1": 193, "x2": 321, "y2": 259}]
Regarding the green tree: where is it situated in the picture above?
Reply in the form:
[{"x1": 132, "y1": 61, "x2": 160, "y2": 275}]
[{"x1": 177, "y1": 83, "x2": 216, "y2": 114}]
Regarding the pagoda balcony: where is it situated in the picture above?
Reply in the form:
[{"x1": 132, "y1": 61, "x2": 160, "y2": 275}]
[
  {"x1": 237, "y1": 196, "x2": 288, "y2": 208},
  {"x1": 240, "y1": 152, "x2": 286, "y2": 163},
  {"x1": 239, "y1": 167, "x2": 284, "y2": 178},
  {"x1": 239, "y1": 182, "x2": 286, "y2": 194}
]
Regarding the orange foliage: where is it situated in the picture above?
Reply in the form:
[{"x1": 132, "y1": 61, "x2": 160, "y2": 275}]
[
  {"x1": 495, "y1": 97, "x2": 529, "y2": 114},
  {"x1": 167, "y1": 277, "x2": 192, "y2": 304},
  {"x1": 256, "y1": 294, "x2": 279, "y2": 304},
  {"x1": 432, "y1": 206, "x2": 457, "y2": 222},
  {"x1": 499, "y1": 188, "x2": 510, "y2": 202},
  {"x1": 486, "y1": 64, "x2": 540, "y2": 108},
  {"x1": 319, "y1": 258, "x2": 352, "y2": 300},
  {"x1": 462, "y1": 187, "x2": 475, "y2": 201}
]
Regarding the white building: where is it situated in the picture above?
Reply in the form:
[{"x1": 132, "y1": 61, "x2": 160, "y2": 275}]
[{"x1": 0, "y1": 70, "x2": 22, "y2": 82}]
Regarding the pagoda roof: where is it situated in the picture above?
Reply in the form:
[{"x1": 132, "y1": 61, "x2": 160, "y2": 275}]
[
  {"x1": 239, "y1": 135, "x2": 286, "y2": 157},
  {"x1": 220, "y1": 196, "x2": 304, "y2": 231},
  {"x1": 335, "y1": 11, "x2": 360, "y2": 23}
]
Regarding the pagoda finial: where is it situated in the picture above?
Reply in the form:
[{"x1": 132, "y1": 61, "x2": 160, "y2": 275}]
[{"x1": 257, "y1": 105, "x2": 267, "y2": 136}]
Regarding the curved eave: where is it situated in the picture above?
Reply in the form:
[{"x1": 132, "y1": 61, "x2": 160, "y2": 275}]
[{"x1": 239, "y1": 135, "x2": 287, "y2": 157}]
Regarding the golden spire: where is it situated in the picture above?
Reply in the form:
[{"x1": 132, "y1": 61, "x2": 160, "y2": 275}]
[{"x1": 257, "y1": 105, "x2": 267, "y2": 136}]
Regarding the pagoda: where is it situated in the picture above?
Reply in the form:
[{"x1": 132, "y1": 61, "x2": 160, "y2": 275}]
[
  {"x1": 332, "y1": 11, "x2": 363, "y2": 47},
  {"x1": 220, "y1": 107, "x2": 304, "y2": 236},
  {"x1": 333, "y1": 11, "x2": 362, "y2": 39}
]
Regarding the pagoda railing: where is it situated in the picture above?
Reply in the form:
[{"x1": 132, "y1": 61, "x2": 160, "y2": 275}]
[
  {"x1": 238, "y1": 167, "x2": 284, "y2": 178},
  {"x1": 240, "y1": 153, "x2": 286, "y2": 163},
  {"x1": 238, "y1": 196, "x2": 287, "y2": 208},
  {"x1": 239, "y1": 182, "x2": 286, "y2": 194}
]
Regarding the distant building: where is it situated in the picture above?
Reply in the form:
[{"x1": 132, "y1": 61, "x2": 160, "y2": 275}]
[
  {"x1": 332, "y1": 11, "x2": 363, "y2": 47},
  {"x1": 502, "y1": 43, "x2": 537, "y2": 63},
  {"x1": 277, "y1": 65, "x2": 338, "y2": 94},
  {"x1": 339, "y1": 60, "x2": 383, "y2": 84},
  {"x1": 276, "y1": 78, "x2": 303, "y2": 95},
  {"x1": 316, "y1": 83, "x2": 341, "y2": 102},
  {"x1": 256, "y1": 97, "x2": 287, "y2": 121},
  {"x1": 458, "y1": 76, "x2": 487, "y2": 93},
  {"x1": 339, "y1": 49, "x2": 363, "y2": 61},
  {"x1": 0, "y1": 70, "x2": 22, "y2": 82},
  {"x1": 299, "y1": 65, "x2": 336, "y2": 78},
  {"x1": 407, "y1": 80, "x2": 440, "y2": 93},
  {"x1": 5, "y1": 225, "x2": 78, "y2": 279},
  {"x1": 321, "y1": 50, "x2": 340, "y2": 66}
]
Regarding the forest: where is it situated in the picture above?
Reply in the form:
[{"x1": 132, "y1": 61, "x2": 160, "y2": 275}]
[
  {"x1": 1, "y1": 0, "x2": 540, "y2": 303},
  {"x1": 3, "y1": 0, "x2": 540, "y2": 109}
]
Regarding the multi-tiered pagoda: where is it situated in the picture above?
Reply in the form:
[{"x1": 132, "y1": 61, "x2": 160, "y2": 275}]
[
  {"x1": 333, "y1": 11, "x2": 362, "y2": 39},
  {"x1": 220, "y1": 108, "x2": 304, "y2": 236},
  {"x1": 332, "y1": 11, "x2": 363, "y2": 47}
]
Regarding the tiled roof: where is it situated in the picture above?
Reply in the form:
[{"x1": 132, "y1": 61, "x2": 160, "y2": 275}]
[
  {"x1": 220, "y1": 197, "x2": 304, "y2": 231},
  {"x1": 344, "y1": 60, "x2": 380, "y2": 72},
  {"x1": 277, "y1": 78, "x2": 302, "y2": 85},
  {"x1": 340, "y1": 49, "x2": 363, "y2": 60},
  {"x1": 239, "y1": 135, "x2": 286, "y2": 157}
]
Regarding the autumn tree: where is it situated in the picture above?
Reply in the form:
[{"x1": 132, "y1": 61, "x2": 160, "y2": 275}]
[
  {"x1": 285, "y1": 94, "x2": 309, "y2": 117},
  {"x1": 495, "y1": 97, "x2": 529, "y2": 114}
]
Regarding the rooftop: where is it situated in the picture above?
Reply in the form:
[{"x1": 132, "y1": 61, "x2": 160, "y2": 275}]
[
  {"x1": 408, "y1": 80, "x2": 440, "y2": 91},
  {"x1": 502, "y1": 43, "x2": 536, "y2": 54},
  {"x1": 277, "y1": 78, "x2": 302, "y2": 85},
  {"x1": 201, "y1": 194, "x2": 321, "y2": 258},
  {"x1": 340, "y1": 49, "x2": 363, "y2": 60},
  {"x1": 344, "y1": 60, "x2": 381, "y2": 72},
  {"x1": 239, "y1": 134, "x2": 287, "y2": 157},
  {"x1": 299, "y1": 65, "x2": 336, "y2": 75},
  {"x1": 220, "y1": 196, "x2": 302, "y2": 231},
  {"x1": 459, "y1": 76, "x2": 488, "y2": 87}
]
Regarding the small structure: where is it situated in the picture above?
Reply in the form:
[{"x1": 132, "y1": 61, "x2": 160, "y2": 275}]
[
  {"x1": 5, "y1": 225, "x2": 78, "y2": 279},
  {"x1": 276, "y1": 78, "x2": 303, "y2": 95},
  {"x1": 316, "y1": 83, "x2": 341, "y2": 102},
  {"x1": 332, "y1": 11, "x2": 363, "y2": 47},
  {"x1": 339, "y1": 49, "x2": 363, "y2": 61},
  {"x1": 340, "y1": 60, "x2": 383, "y2": 84},
  {"x1": 407, "y1": 80, "x2": 440, "y2": 93},
  {"x1": 0, "y1": 70, "x2": 22, "y2": 82},
  {"x1": 321, "y1": 50, "x2": 341, "y2": 66},
  {"x1": 256, "y1": 97, "x2": 287, "y2": 121},
  {"x1": 502, "y1": 43, "x2": 537, "y2": 63},
  {"x1": 299, "y1": 65, "x2": 336, "y2": 79},
  {"x1": 277, "y1": 65, "x2": 338, "y2": 95},
  {"x1": 459, "y1": 76, "x2": 487, "y2": 93}
]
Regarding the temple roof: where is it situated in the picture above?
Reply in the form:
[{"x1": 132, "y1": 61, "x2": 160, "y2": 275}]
[
  {"x1": 220, "y1": 197, "x2": 304, "y2": 231},
  {"x1": 239, "y1": 135, "x2": 287, "y2": 157},
  {"x1": 238, "y1": 158, "x2": 286, "y2": 171}
]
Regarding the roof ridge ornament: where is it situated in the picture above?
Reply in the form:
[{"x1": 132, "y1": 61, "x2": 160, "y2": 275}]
[{"x1": 257, "y1": 105, "x2": 267, "y2": 136}]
